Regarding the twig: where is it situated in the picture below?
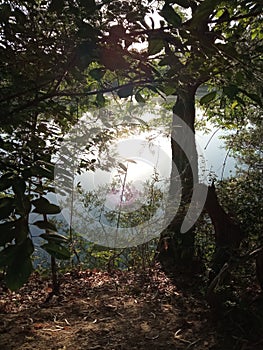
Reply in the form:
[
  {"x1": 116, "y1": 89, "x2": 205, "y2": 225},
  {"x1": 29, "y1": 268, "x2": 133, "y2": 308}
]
[
  {"x1": 186, "y1": 339, "x2": 202, "y2": 349},
  {"x1": 174, "y1": 329, "x2": 191, "y2": 344},
  {"x1": 206, "y1": 262, "x2": 230, "y2": 299}
]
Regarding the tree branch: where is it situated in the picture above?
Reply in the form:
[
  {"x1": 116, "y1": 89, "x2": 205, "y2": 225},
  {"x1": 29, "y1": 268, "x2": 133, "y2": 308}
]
[
  {"x1": 210, "y1": 10, "x2": 262, "y2": 24},
  {"x1": 3, "y1": 78, "x2": 156, "y2": 117}
]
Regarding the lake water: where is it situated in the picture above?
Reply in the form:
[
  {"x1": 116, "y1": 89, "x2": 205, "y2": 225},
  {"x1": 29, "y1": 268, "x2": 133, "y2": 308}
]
[{"x1": 31, "y1": 104, "x2": 237, "y2": 263}]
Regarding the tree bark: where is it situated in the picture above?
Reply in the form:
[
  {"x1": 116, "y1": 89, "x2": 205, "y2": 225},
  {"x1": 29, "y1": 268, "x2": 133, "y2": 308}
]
[
  {"x1": 155, "y1": 87, "x2": 244, "y2": 275},
  {"x1": 204, "y1": 183, "x2": 243, "y2": 279},
  {"x1": 156, "y1": 85, "x2": 198, "y2": 269},
  {"x1": 256, "y1": 249, "x2": 263, "y2": 290}
]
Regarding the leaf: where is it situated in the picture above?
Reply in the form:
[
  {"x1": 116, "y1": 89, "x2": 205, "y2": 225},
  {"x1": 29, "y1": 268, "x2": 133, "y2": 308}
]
[
  {"x1": 161, "y1": 84, "x2": 177, "y2": 96},
  {"x1": 0, "y1": 238, "x2": 33, "y2": 268},
  {"x1": 21, "y1": 237, "x2": 34, "y2": 256},
  {"x1": 14, "y1": 218, "x2": 29, "y2": 244},
  {"x1": 96, "y1": 93, "x2": 106, "y2": 107},
  {"x1": 0, "y1": 173, "x2": 13, "y2": 191},
  {"x1": 49, "y1": 0, "x2": 64, "y2": 13},
  {"x1": 223, "y1": 85, "x2": 239, "y2": 99},
  {"x1": 33, "y1": 220, "x2": 57, "y2": 231},
  {"x1": 23, "y1": 165, "x2": 54, "y2": 180},
  {"x1": 148, "y1": 39, "x2": 164, "y2": 55},
  {"x1": 0, "y1": 197, "x2": 15, "y2": 220},
  {"x1": 117, "y1": 85, "x2": 133, "y2": 98},
  {"x1": 166, "y1": 0, "x2": 190, "y2": 8},
  {"x1": 0, "y1": 222, "x2": 16, "y2": 246},
  {"x1": 118, "y1": 162, "x2": 127, "y2": 172},
  {"x1": 200, "y1": 91, "x2": 217, "y2": 105},
  {"x1": 100, "y1": 48, "x2": 128, "y2": 71},
  {"x1": 216, "y1": 43, "x2": 239, "y2": 59},
  {"x1": 231, "y1": 100, "x2": 238, "y2": 109},
  {"x1": 40, "y1": 232, "x2": 69, "y2": 243},
  {"x1": 243, "y1": 92, "x2": 263, "y2": 107},
  {"x1": 134, "y1": 117, "x2": 149, "y2": 127},
  {"x1": 135, "y1": 92, "x2": 145, "y2": 103},
  {"x1": 0, "y1": 4, "x2": 11, "y2": 22},
  {"x1": 12, "y1": 177, "x2": 26, "y2": 195},
  {"x1": 79, "y1": 0, "x2": 97, "y2": 11},
  {"x1": 0, "y1": 245, "x2": 16, "y2": 267},
  {"x1": 15, "y1": 195, "x2": 31, "y2": 216},
  {"x1": 6, "y1": 256, "x2": 33, "y2": 291},
  {"x1": 159, "y1": 56, "x2": 174, "y2": 66},
  {"x1": 0, "y1": 229, "x2": 15, "y2": 246},
  {"x1": 126, "y1": 159, "x2": 137, "y2": 164},
  {"x1": 41, "y1": 242, "x2": 71, "y2": 260},
  {"x1": 160, "y1": 4, "x2": 182, "y2": 27},
  {"x1": 32, "y1": 197, "x2": 61, "y2": 215},
  {"x1": 14, "y1": 8, "x2": 27, "y2": 25},
  {"x1": 90, "y1": 68, "x2": 105, "y2": 81},
  {"x1": 191, "y1": 0, "x2": 222, "y2": 26},
  {"x1": 235, "y1": 71, "x2": 244, "y2": 85},
  {"x1": 220, "y1": 96, "x2": 226, "y2": 109}
]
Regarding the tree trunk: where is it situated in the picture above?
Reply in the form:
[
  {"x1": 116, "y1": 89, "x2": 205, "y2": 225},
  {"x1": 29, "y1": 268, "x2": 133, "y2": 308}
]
[
  {"x1": 156, "y1": 85, "x2": 198, "y2": 270},
  {"x1": 256, "y1": 249, "x2": 263, "y2": 290},
  {"x1": 205, "y1": 183, "x2": 243, "y2": 279}
]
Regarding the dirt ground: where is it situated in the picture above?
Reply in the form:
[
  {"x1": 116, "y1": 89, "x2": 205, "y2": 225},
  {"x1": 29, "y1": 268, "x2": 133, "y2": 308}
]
[{"x1": 0, "y1": 267, "x2": 262, "y2": 350}]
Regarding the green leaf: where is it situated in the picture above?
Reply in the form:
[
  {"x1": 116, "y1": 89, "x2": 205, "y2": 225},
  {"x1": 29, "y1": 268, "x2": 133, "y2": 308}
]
[
  {"x1": 166, "y1": 0, "x2": 190, "y2": 8},
  {"x1": 22, "y1": 165, "x2": 54, "y2": 180},
  {"x1": 40, "y1": 232, "x2": 69, "y2": 243},
  {"x1": 161, "y1": 84, "x2": 177, "y2": 96},
  {"x1": 216, "y1": 43, "x2": 239, "y2": 59},
  {"x1": 0, "y1": 221, "x2": 16, "y2": 246},
  {"x1": 49, "y1": 0, "x2": 64, "y2": 13},
  {"x1": 0, "y1": 197, "x2": 15, "y2": 220},
  {"x1": 12, "y1": 177, "x2": 26, "y2": 196},
  {"x1": 15, "y1": 195, "x2": 31, "y2": 216},
  {"x1": 96, "y1": 93, "x2": 106, "y2": 107},
  {"x1": 14, "y1": 9, "x2": 27, "y2": 25},
  {"x1": 0, "y1": 238, "x2": 33, "y2": 268},
  {"x1": 90, "y1": 68, "x2": 105, "y2": 81},
  {"x1": 223, "y1": 85, "x2": 239, "y2": 99},
  {"x1": 33, "y1": 220, "x2": 57, "y2": 231},
  {"x1": 148, "y1": 39, "x2": 164, "y2": 55},
  {"x1": 191, "y1": 0, "x2": 222, "y2": 26},
  {"x1": 158, "y1": 56, "x2": 174, "y2": 66},
  {"x1": 0, "y1": 245, "x2": 16, "y2": 267},
  {"x1": 134, "y1": 117, "x2": 149, "y2": 127},
  {"x1": 235, "y1": 71, "x2": 244, "y2": 85},
  {"x1": 14, "y1": 218, "x2": 29, "y2": 244},
  {"x1": 32, "y1": 197, "x2": 61, "y2": 215},
  {"x1": 79, "y1": 0, "x2": 97, "y2": 11},
  {"x1": 160, "y1": 4, "x2": 182, "y2": 27},
  {"x1": 78, "y1": 23, "x2": 97, "y2": 39},
  {"x1": 200, "y1": 91, "x2": 217, "y2": 105},
  {"x1": 0, "y1": 173, "x2": 13, "y2": 191},
  {"x1": 0, "y1": 4, "x2": 11, "y2": 22},
  {"x1": 6, "y1": 256, "x2": 33, "y2": 291},
  {"x1": 17, "y1": 238, "x2": 34, "y2": 257},
  {"x1": 231, "y1": 100, "x2": 238, "y2": 109},
  {"x1": 135, "y1": 92, "x2": 145, "y2": 103},
  {"x1": 243, "y1": 92, "x2": 263, "y2": 107},
  {"x1": 220, "y1": 97, "x2": 226, "y2": 109},
  {"x1": 41, "y1": 242, "x2": 71, "y2": 260},
  {"x1": 117, "y1": 85, "x2": 133, "y2": 98}
]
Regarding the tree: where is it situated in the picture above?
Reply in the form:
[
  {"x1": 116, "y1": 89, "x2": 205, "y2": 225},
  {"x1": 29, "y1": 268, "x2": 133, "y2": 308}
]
[
  {"x1": 0, "y1": 0, "x2": 107, "y2": 290},
  {"x1": 103, "y1": 0, "x2": 263, "y2": 268},
  {"x1": 0, "y1": 0, "x2": 152, "y2": 289},
  {"x1": 0, "y1": 0, "x2": 262, "y2": 289},
  {"x1": 73, "y1": 0, "x2": 262, "y2": 268}
]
